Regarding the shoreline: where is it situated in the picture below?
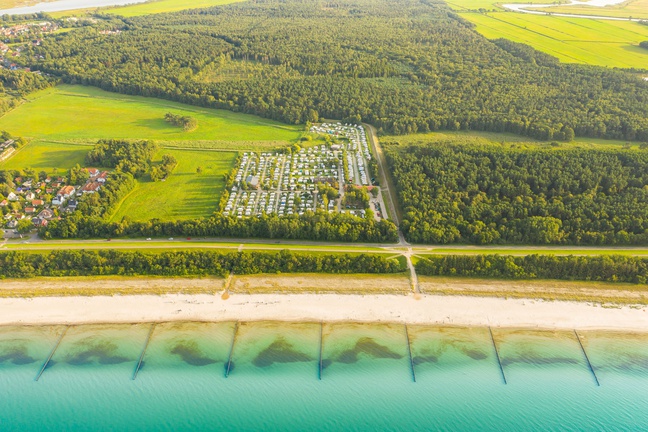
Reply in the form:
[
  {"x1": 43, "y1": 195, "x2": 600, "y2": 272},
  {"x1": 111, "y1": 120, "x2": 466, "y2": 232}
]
[{"x1": 1, "y1": 293, "x2": 647, "y2": 331}]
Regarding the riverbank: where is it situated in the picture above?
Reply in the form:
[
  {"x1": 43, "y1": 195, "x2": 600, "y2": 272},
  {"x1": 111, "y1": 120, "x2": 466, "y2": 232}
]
[{"x1": 1, "y1": 292, "x2": 647, "y2": 331}]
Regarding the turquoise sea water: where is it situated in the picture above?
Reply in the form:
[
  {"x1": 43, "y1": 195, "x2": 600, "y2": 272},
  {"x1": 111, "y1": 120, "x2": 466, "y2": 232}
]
[{"x1": 1, "y1": 322, "x2": 647, "y2": 431}]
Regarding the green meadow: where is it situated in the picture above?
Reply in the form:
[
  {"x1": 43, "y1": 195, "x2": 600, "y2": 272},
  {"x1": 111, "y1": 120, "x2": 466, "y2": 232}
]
[
  {"x1": 0, "y1": 141, "x2": 90, "y2": 175},
  {"x1": 45, "y1": 0, "x2": 245, "y2": 17},
  {"x1": 105, "y1": 0, "x2": 245, "y2": 17},
  {"x1": 109, "y1": 149, "x2": 237, "y2": 222},
  {"x1": 381, "y1": 130, "x2": 637, "y2": 149},
  {"x1": 0, "y1": 84, "x2": 304, "y2": 221},
  {"x1": 0, "y1": 85, "x2": 301, "y2": 145},
  {"x1": 446, "y1": 0, "x2": 648, "y2": 68}
]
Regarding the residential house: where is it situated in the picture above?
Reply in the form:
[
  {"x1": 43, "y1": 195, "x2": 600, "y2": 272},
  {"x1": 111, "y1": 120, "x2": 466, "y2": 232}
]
[
  {"x1": 7, "y1": 192, "x2": 18, "y2": 201},
  {"x1": 32, "y1": 199, "x2": 44, "y2": 207},
  {"x1": 37, "y1": 209, "x2": 53, "y2": 220},
  {"x1": 31, "y1": 217, "x2": 47, "y2": 227},
  {"x1": 24, "y1": 207, "x2": 36, "y2": 214},
  {"x1": 67, "y1": 200, "x2": 78, "y2": 210},
  {"x1": 97, "y1": 172, "x2": 108, "y2": 183},
  {"x1": 58, "y1": 185, "x2": 75, "y2": 198},
  {"x1": 82, "y1": 182, "x2": 101, "y2": 194},
  {"x1": 0, "y1": 200, "x2": 7, "y2": 207},
  {"x1": 25, "y1": 192, "x2": 35, "y2": 200}
]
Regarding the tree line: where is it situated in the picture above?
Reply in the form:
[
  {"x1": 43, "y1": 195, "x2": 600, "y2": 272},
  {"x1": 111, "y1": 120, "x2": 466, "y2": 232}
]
[
  {"x1": 39, "y1": 210, "x2": 399, "y2": 243},
  {"x1": 416, "y1": 254, "x2": 648, "y2": 285},
  {"x1": 386, "y1": 142, "x2": 648, "y2": 245},
  {"x1": 0, "y1": 249, "x2": 405, "y2": 278},
  {"x1": 19, "y1": 0, "x2": 648, "y2": 141}
]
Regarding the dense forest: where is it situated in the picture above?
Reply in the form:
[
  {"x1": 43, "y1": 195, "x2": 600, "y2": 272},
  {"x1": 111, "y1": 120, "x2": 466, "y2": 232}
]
[
  {"x1": 0, "y1": 249, "x2": 405, "y2": 278},
  {"x1": 85, "y1": 139, "x2": 158, "y2": 177},
  {"x1": 416, "y1": 254, "x2": 648, "y2": 284},
  {"x1": 19, "y1": 0, "x2": 648, "y2": 141},
  {"x1": 386, "y1": 143, "x2": 648, "y2": 245}
]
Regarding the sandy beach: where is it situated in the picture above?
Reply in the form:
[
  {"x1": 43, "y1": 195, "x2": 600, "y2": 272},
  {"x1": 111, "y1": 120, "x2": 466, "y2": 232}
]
[{"x1": 1, "y1": 293, "x2": 647, "y2": 331}]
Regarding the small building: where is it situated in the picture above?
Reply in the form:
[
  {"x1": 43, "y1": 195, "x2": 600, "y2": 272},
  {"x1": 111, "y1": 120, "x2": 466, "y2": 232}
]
[
  {"x1": 38, "y1": 209, "x2": 54, "y2": 220},
  {"x1": 57, "y1": 185, "x2": 75, "y2": 198},
  {"x1": 81, "y1": 182, "x2": 101, "y2": 194},
  {"x1": 7, "y1": 192, "x2": 18, "y2": 201}
]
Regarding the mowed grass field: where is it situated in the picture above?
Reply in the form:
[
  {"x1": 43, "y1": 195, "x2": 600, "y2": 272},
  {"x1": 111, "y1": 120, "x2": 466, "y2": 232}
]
[
  {"x1": 0, "y1": 85, "x2": 301, "y2": 144},
  {"x1": 109, "y1": 149, "x2": 236, "y2": 222},
  {"x1": 0, "y1": 84, "x2": 303, "y2": 221},
  {"x1": 0, "y1": 141, "x2": 89, "y2": 175},
  {"x1": 463, "y1": 12, "x2": 648, "y2": 68}
]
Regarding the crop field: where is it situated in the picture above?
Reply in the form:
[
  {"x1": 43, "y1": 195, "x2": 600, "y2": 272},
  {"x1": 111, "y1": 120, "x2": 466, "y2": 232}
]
[
  {"x1": 446, "y1": 0, "x2": 648, "y2": 68},
  {"x1": 109, "y1": 149, "x2": 237, "y2": 222},
  {"x1": 463, "y1": 12, "x2": 648, "y2": 68},
  {"x1": 0, "y1": 85, "x2": 301, "y2": 145}
]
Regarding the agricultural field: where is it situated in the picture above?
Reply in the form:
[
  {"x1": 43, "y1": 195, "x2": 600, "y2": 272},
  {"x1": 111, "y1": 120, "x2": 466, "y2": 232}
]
[
  {"x1": 463, "y1": 12, "x2": 648, "y2": 68},
  {"x1": 447, "y1": 0, "x2": 648, "y2": 68},
  {"x1": 0, "y1": 85, "x2": 302, "y2": 145},
  {"x1": 542, "y1": 0, "x2": 648, "y2": 20}
]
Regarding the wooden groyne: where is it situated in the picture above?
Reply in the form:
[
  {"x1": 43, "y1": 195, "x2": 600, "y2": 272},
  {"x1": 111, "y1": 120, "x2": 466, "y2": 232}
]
[
  {"x1": 404, "y1": 324, "x2": 416, "y2": 383},
  {"x1": 35, "y1": 325, "x2": 70, "y2": 381},
  {"x1": 132, "y1": 323, "x2": 156, "y2": 381},
  {"x1": 225, "y1": 322, "x2": 239, "y2": 378},
  {"x1": 574, "y1": 330, "x2": 600, "y2": 386},
  {"x1": 318, "y1": 322, "x2": 324, "y2": 381},
  {"x1": 489, "y1": 327, "x2": 507, "y2": 385}
]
